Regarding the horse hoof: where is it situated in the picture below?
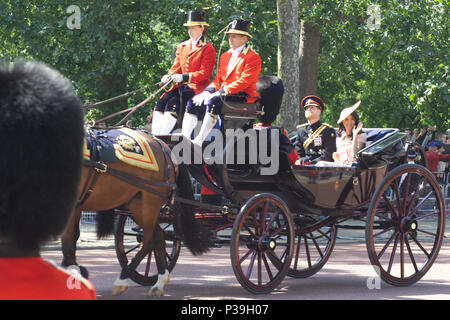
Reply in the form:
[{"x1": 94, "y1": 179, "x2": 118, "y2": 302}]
[
  {"x1": 112, "y1": 285, "x2": 128, "y2": 296},
  {"x1": 112, "y1": 278, "x2": 129, "y2": 295},
  {"x1": 62, "y1": 263, "x2": 89, "y2": 279},
  {"x1": 147, "y1": 287, "x2": 164, "y2": 297},
  {"x1": 79, "y1": 265, "x2": 89, "y2": 279},
  {"x1": 147, "y1": 270, "x2": 169, "y2": 297}
]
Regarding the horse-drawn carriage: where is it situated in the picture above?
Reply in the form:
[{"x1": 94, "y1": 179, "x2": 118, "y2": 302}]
[
  {"x1": 65, "y1": 76, "x2": 445, "y2": 295},
  {"x1": 109, "y1": 77, "x2": 445, "y2": 295}
]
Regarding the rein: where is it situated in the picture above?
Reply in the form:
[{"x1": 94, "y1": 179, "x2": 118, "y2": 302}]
[
  {"x1": 85, "y1": 34, "x2": 216, "y2": 127},
  {"x1": 84, "y1": 42, "x2": 204, "y2": 124},
  {"x1": 92, "y1": 79, "x2": 174, "y2": 126},
  {"x1": 83, "y1": 84, "x2": 156, "y2": 111},
  {"x1": 79, "y1": 159, "x2": 177, "y2": 206}
]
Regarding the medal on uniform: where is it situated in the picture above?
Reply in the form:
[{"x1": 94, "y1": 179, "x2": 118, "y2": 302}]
[{"x1": 314, "y1": 136, "x2": 322, "y2": 146}]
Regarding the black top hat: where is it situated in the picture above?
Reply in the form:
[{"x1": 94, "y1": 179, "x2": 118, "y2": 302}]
[
  {"x1": 183, "y1": 11, "x2": 209, "y2": 27},
  {"x1": 301, "y1": 95, "x2": 325, "y2": 111},
  {"x1": 225, "y1": 19, "x2": 252, "y2": 38}
]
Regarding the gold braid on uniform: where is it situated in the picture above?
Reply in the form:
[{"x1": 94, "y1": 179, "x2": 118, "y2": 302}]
[{"x1": 303, "y1": 123, "x2": 332, "y2": 149}]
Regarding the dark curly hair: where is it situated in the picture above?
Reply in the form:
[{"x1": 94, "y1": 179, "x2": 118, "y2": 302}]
[{"x1": 0, "y1": 61, "x2": 84, "y2": 253}]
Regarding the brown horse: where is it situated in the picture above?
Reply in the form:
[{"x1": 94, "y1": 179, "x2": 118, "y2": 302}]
[{"x1": 60, "y1": 128, "x2": 210, "y2": 296}]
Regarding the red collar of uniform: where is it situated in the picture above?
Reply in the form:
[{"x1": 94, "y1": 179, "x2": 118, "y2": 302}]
[{"x1": 254, "y1": 123, "x2": 271, "y2": 127}]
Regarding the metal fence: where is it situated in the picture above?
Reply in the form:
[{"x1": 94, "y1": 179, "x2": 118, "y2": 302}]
[{"x1": 434, "y1": 171, "x2": 449, "y2": 215}]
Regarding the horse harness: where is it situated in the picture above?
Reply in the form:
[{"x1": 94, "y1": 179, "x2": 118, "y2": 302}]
[{"x1": 77, "y1": 134, "x2": 176, "y2": 207}]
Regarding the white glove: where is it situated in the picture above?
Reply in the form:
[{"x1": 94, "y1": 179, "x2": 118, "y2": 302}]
[
  {"x1": 193, "y1": 91, "x2": 211, "y2": 106},
  {"x1": 161, "y1": 74, "x2": 171, "y2": 84},
  {"x1": 171, "y1": 74, "x2": 184, "y2": 83},
  {"x1": 210, "y1": 91, "x2": 221, "y2": 99}
]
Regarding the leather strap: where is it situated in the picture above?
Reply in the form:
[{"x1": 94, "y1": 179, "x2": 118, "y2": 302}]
[
  {"x1": 82, "y1": 159, "x2": 176, "y2": 199},
  {"x1": 77, "y1": 167, "x2": 100, "y2": 207}
]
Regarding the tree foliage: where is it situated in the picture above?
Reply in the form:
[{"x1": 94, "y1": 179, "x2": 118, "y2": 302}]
[
  {"x1": 300, "y1": 0, "x2": 449, "y2": 131},
  {"x1": 0, "y1": 0, "x2": 447, "y2": 131}
]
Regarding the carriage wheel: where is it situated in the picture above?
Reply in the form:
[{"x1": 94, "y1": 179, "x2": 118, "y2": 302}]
[
  {"x1": 366, "y1": 164, "x2": 445, "y2": 286},
  {"x1": 288, "y1": 215, "x2": 337, "y2": 278},
  {"x1": 114, "y1": 214, "x2": 181, "y2": 286},
  {"x1": 230, "y1": 193, "x2": 294, "y2": 294}
]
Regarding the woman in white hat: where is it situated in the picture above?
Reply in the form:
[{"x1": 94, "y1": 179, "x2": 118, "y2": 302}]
[
  {"x1": 316, "y1": 101, "x2": 367, "y2": 166},
  {"x1": 333, "y1": 101, "x2": 367, "y2": 165}
]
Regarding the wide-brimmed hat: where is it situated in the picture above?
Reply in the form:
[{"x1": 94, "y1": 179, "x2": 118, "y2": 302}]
[
  {"x1": 183, "y1": 11, "x2": 209, "y2": 27},
  {"x1": 301, "y1": 95, "x2": 325, "y2": 111},
  {"x1": 225, "y1": 19, "x2": 253, "y2": 38},
  {"x1": 337, "y1": 101, "x2": 361, "y2": 124}
]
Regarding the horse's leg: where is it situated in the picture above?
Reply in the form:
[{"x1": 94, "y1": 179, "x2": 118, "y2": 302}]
[
  {"x1": 60, "y1": 208, "x2": 89, "y2": 278},
  {"x1": 147, "y1": 225, "x2": 170, "y2": 297},
  {"x1": 112, "y1": 192, "x2": 164, "y2": 296},
  {"x1": 112, "y1": 235, "x2": 155, "y2": 295}
]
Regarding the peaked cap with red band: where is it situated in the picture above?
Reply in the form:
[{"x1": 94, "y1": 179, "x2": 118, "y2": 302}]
[{"x1": 301, "y1": 95, "x2": 325, "y2": 111}]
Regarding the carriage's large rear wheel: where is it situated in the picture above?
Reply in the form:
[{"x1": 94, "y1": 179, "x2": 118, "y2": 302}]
[
  {"x1": 366, "y1": 164, "x2": 445, "y2": 286},
  {"x1": 230, "y1": 193, "x2": 294, "y2": 294},
  {"x1": 114, "y1": 213, "x2": 181, "y2": 286}
]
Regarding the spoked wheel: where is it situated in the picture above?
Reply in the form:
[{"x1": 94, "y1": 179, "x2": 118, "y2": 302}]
[
  {"x1": 288, "y1": 214, "x2": 337, "y2": 278},
  {"x1": 114, "y1": 214, "x2": 181, "y2": 286},
  {"x1": 230, "y1": 193, "x2": 294, "y2": 294},
  {"x1": 366, "y1": 164, "x2": 445, "y2": 286}
]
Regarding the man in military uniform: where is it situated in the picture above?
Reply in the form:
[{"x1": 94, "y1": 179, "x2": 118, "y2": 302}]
[{"x1": 294, "y1": 95, "x2": 336, "y2": 165}]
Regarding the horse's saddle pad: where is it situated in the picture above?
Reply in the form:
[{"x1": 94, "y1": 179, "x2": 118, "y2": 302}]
[{"x1": 83, "y1": 128, "x2": 159, "y2": 171}]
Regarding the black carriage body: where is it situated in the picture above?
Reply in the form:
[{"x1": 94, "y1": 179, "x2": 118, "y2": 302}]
[
  {"x1": 155, "y1": 74, "x2": 411, "y2": 218},
  {"x1": 186, "y1": 128, "x2": 409, "y2": 217}
]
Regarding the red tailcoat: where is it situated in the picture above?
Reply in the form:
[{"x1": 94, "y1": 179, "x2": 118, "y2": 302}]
[
  {"x1": 209, "y1": 45, "x2": 261, "y2": 103},
  {"x1": 167, "y1": 37, "x2": 215, "y2": 95}
]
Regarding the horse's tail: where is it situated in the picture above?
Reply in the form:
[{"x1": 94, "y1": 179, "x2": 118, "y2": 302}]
[
  {"x1": 96, "y1": 209, "x2": 116, "y2": 239},
  {"x1": 174, "y1": 164, "x2": 212, "y2": 255}
]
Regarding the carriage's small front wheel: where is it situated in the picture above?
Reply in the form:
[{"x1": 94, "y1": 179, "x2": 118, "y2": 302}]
[
  {"x1": 366, "y1": 164, "x2": 445, "y2": 286},
  {"x1": 114, "y1": 214, "x2": 181, "y2": 286},
  {"x1": 288, "y1": 215, "x2": 337, "y2": 278},
  {"x1": 230, "y1": 193, "x2": 294, "y2": 294}
]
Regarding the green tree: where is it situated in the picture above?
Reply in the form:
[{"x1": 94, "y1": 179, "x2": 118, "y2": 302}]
[
  {"x1": 1, "y1": 0, "x2": 447, "y2": 131},
  {"x1": 300, "y1": 0, "x2": 449, "y2": 132}
]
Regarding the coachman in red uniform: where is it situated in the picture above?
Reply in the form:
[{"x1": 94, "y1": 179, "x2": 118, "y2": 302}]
[
  {"x1": 152, "y1": 11, "x2": 216, "y2": 135},
  {"x1": 182, "y1": 19, "x2": 262, "y2": 146}
]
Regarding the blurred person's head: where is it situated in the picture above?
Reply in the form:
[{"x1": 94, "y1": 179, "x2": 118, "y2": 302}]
[
  {"x1": 427, "y1": 140, "x2": 440, "y2": 153},
  {"x1": 0, "y1": 61, "x2": 84, "y2": 255}
]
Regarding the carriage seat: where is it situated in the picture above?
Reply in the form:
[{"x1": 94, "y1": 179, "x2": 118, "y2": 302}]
[
  {"x1": 290, "y1": 128, "x2": 397, "y2": 168},
  {"x1": 221, "y1": 75, "x2": 283, "y2": 131},
  {"x1": 221, "y1": 100, "x2": 262, "y2": 130}
]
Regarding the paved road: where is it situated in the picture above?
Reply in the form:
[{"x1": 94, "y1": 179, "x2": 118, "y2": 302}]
[{"x1": 42, "y1": 238, "x2": 450, "y2": 301}]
